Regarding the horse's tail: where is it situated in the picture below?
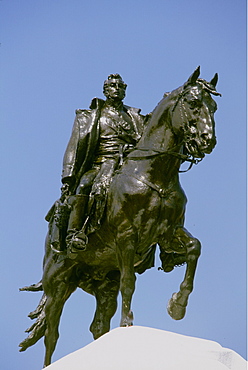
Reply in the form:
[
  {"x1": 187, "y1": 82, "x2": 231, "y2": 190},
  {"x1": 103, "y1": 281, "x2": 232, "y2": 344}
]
[
  {"x1": 19, "y1": 280, "x2": 43, "y2": 292},
  {"x1": 19, "y1": 289, "x2": 47, "y2": 352}
]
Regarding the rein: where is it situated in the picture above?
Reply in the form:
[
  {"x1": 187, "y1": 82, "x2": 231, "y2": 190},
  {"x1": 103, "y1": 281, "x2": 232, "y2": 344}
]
[
  {"x1": 128, "y1": 147, "x2": 202, "y2": 173},
  {"x1": 126, "y1": 147, "x2": 202, "y2": 198}
]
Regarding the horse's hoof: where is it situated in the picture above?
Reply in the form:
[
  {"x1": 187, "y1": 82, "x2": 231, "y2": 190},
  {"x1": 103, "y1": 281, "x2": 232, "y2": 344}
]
[
  {"x1": 120, "y1": 311, "x2": 134, "y2": 327},
  {"x1": 167, "y1": 293, "x2": 186, "y2": 320}
]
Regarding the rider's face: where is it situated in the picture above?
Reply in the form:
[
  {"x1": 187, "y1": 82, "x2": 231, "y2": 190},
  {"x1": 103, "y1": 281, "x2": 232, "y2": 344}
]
[{"x1": 104, "y1": 79, "x2": 126, "y2": 101}]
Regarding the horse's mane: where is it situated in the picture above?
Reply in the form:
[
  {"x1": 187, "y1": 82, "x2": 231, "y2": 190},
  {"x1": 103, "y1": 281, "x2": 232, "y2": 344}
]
[{"x1": 163, "y1": 77, "x2": 221, "y2": 102}]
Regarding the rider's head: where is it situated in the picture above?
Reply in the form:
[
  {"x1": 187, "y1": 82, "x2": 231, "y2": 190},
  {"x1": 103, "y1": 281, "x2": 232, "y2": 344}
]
[{"x1": 103, "y1": 74, "x2": 127, "y2": 101}]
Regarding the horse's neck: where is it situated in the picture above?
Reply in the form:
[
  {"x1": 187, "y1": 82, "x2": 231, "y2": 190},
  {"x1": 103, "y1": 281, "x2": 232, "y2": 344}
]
[
  {"x1": 131, "y1": 94, "x2": 183, "y2": 182},
  {"x1": 137, "y1": 100, "x2": 177, "y2": 153}
]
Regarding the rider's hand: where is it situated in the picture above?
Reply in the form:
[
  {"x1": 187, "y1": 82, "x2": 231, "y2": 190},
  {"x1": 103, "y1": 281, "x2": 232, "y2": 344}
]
[{"x1": 61, "y1": 183, "x2": 71, "y2": 198}]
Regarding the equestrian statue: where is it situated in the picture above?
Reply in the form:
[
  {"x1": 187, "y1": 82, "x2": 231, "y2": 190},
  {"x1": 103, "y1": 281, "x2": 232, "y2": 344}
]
[{"x1": 19, "y1": 67, "x2": 220, "y2": 367}]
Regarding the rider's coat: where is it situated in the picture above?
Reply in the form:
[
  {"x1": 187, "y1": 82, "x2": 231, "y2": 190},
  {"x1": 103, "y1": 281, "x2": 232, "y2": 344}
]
[{"x1": 62, "y1": 98, "x2": 147, "y2": 192}]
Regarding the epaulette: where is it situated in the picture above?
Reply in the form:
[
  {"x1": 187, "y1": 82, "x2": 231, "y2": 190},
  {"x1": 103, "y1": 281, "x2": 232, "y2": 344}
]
[
  {"x1": 75, "y1": 109, "x2": 87, "y2": 115},
  {"x1": 89, "y1": 97, "x2": 105, "y2": 110},
  {"x1": 124, "y1": 105, "x2": 141, "y2": 114}
]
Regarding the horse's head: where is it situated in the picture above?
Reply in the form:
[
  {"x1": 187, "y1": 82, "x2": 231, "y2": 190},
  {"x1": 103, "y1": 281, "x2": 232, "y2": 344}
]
[{"x1": 171, "y1": 67, "x2": 220, "y2": 159}]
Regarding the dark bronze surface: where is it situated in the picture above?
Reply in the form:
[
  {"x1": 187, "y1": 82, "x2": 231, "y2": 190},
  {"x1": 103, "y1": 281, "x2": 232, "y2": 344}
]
[{"x1": 20, "y1": 68, "x2": 220, "y2": 367}]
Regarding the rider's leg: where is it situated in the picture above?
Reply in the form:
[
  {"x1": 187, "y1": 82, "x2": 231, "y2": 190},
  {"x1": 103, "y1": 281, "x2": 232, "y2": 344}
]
[
  {"x1": 66, "y1": 169, "x2": 98, "y2": 250},
  {"x1": 67, "y1": 193, "x2": 89, "y2": 231}
]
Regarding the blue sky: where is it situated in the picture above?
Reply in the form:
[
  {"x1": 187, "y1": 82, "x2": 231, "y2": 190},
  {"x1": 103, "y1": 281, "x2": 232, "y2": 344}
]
[{"x1": 1, "y1": 1, "x2": 246, "y2": 369}]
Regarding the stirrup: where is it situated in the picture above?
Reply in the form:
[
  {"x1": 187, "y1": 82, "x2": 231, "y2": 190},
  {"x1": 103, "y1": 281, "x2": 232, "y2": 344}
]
[{"x1": 50, "y1": 242, "x2": 66, "y2": 255}]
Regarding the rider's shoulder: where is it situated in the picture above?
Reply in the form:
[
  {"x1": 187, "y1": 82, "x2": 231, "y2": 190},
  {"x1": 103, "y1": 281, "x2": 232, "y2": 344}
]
[
  {"x1": 75, "y1": 108, "x2": 88, "y2": 115},
  {"x1": 75, "y1": 98, "x2": 105, "y2": 116},
  {"x1": 89, "y1": 97, "x2": 105, "y2": 110},
  {"x1": 124, "y1": 105, "x2": 141, "y2": 114}
]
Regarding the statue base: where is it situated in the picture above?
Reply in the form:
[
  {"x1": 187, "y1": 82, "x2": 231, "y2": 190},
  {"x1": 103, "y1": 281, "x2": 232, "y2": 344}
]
[{"x1": 46, "y1": 326, "x2": 246, "y2": 369}]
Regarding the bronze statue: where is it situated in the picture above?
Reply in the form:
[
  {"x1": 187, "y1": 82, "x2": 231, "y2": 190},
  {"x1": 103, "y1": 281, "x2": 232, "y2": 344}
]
[
  {"x1": 50, "y1": 73, "x2": 149, "y2": 254},
  {"x1": 20, "y1": 67, "x2": 220, "y2": 368}
]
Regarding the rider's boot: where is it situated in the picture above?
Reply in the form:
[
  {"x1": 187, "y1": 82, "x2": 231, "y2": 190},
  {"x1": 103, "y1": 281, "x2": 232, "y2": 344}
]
[{"x1": 66, "y1": 194, "x2": 89, "y2": 252}]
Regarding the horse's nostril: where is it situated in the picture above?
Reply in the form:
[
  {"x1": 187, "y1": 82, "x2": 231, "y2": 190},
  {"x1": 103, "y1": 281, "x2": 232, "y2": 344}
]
[{"x1": 201, "y1": 133, "x2": 210, "y2": 141}]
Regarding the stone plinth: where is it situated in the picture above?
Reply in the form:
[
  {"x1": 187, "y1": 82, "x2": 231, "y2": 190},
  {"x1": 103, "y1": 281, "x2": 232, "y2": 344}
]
[{"x1": 46, "y1": 326, "x2": 246, "y2": 370}]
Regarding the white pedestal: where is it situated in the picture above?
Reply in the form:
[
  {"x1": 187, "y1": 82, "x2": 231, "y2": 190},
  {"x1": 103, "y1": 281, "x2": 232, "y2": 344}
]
[{"x1": 46, "y1": 326, "x2": 246, "y2": 370}]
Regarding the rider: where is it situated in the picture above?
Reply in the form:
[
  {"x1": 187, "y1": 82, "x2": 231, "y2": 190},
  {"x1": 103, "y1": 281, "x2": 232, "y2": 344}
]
[{"x1": 57, "y1": 74, "x2": 149, "y2": 251}]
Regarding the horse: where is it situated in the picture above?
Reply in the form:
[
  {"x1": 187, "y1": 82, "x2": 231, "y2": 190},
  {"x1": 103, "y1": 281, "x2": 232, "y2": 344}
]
[{"x1": 19, "y1": 67, "x2": 220, "y2": 367}]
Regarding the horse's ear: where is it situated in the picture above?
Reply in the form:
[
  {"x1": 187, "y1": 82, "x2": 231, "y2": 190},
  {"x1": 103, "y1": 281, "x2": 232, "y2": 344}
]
[
  {"x1": 210, "y1": 73, "x2": 218, "y2": 88},
  {"x1": 186, "y1": 66, "x2": 201, "y2": 85}
]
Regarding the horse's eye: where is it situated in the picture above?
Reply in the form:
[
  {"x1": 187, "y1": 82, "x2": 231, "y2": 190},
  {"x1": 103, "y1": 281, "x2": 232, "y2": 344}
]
[{"x1": 189, "y1": 100, "x2": 201, "y2": 110}]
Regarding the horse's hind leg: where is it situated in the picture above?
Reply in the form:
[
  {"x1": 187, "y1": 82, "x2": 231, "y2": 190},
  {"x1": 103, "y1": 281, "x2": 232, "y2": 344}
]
[
  {"x1": 43, "y1": 283, "x2": 75, "y2": 367},
  {"x1": 90, "y1": 271, "x2": 120, "y2": 339},
  {"x1": 167, "y1": 227, "x2": 201, "y2": 320}
]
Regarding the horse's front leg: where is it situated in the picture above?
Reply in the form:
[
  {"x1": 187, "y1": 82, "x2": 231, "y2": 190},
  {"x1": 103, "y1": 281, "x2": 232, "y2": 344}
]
[
  {"x1": 117, "y1": 233, "x2": 136, "y2": 327},
  {"x1": 90, "y1": 272, "x2": 120, "y2": 339},
  {"x1": 167, "y1": 227, "x2": 201, "y2": 320}
]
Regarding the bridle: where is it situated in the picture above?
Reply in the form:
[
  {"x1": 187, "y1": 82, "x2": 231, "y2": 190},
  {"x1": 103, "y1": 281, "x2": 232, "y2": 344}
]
[
  {"x1": 128, "y1": 85, "x2": 206, "y2": 173},
  {"x1": 125, "y1": 83, "x2": 218, "y2": 197}
]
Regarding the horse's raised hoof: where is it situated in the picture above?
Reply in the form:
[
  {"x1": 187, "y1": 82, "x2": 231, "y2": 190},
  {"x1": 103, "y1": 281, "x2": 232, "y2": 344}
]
[
  {"x1": 120, "y1": 310, "x2": 134, "y2": 327},
  {"x1": 167, "y1": 293, "x2": 186, "y2": 320}
]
